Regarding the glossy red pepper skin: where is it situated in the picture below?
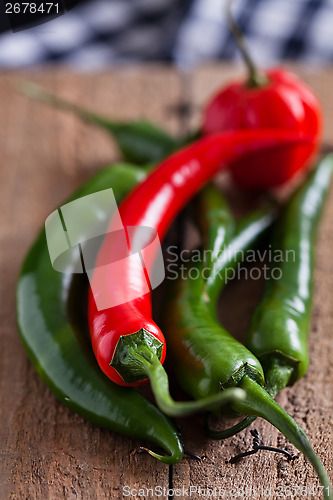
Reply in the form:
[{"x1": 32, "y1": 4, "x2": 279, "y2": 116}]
[
  {"x1": 88, "y1": 130, "x2": 311, "y2": 387},
  {"x1": 203, "y1": 68, "x2": 322, "y2": 190}
]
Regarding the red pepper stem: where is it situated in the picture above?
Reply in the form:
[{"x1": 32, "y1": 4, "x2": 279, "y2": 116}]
[
  {"x1": 126, "y1": 346, "x2": 246, "y2": 417},
  {"x1": 226, "y1": 0, "x2": 268, "y2": 88},
  {"x1": 233, "y1": 376, "x2": 332, "y2": 499}
]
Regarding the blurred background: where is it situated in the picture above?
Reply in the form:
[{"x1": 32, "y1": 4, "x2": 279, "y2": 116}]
[{"x1": 1, "y1": 0, "x2": 333, "y2": 70}]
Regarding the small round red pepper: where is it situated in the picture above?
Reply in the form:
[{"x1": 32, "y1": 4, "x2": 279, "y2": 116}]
[
  {"x1": 202, "y1": 4, "x2": 322, "y2": 190},
  {"x1": 203, "y1": 68, "x2": 322, "y2": 190}
]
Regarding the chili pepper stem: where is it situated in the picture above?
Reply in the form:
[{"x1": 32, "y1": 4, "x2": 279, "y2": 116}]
[
  {"x1": 233, "y1": 376, "x2": 332, "y2": 499},
  {"x1": 139, "y1": 446, "x2": 184, "y2": 465},
  {"x1": 226, "y1": 0, "x2": 268, "y2": 88},
  {"x1": 205, "y1": 413, "x2": 257, "y2": 439},
  {"x1": 19, "y1": 80, "x2": 118, "y2": 131},
  {"x1": 206, "y1": 360, "x2": 294, "y2": 439},
  {"x1": 125, "y1": 346, "x2": 246, "y2": 417}
]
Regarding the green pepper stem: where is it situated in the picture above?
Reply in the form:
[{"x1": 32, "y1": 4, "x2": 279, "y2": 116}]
[
  {"x1": 233, "y1": 376, "x2": 332, "y2": 499},
  {"x1": 140, "y1": 445, "x2": 202, "y2": 464},
  {"x1": 140, "y1": 446, "x2": 184, "y2": 465},
  {"x1": 206, "y1": 360, "x2": 295, "y2": 439},
  {"x1": 18, "y1": 80, "x2": 119, "y2": 131},
  {"x1": 205, "y1": 413, "x2": 257, "y2": 439},
  {"x1": 126, "y1": 346, "x2": 245, "y2": 417},
  {"x1": 226, "y1": 0, "x2": 268, "y2": 88}
]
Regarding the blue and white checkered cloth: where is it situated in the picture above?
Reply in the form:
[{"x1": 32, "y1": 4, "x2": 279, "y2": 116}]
[{"x1": 0, "y1": 0, "x2": 332, "y2": 69}]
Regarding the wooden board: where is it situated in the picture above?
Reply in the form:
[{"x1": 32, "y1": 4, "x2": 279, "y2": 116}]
[{"x1": 0, "y1": 64, "x2": 332, "y2": 499}]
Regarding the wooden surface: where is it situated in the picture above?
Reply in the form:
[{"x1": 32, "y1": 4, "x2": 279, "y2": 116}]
[{"x1": 0, "y1": 64, "x2": 332, "y2": 499}]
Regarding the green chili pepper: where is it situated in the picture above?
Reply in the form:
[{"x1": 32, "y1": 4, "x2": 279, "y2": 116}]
[
  {"x1": 163, "y1": 188, "x2": 272, "y2": 404},
  {"x1": 207, "y1": 154, "x2": 333, "y2": 439},
  {"x1": 16, "y1": 163, "x2": 183, "y2": 464},
  {"x1": 247, "y1": 154, "x2": 333, "y2": 392},
  {"x1": 20, "y1": 81, "x2": 180, "y2": 165},
  {"x1": 163, "y1": 183, "x2": 332, "y2": 497}
]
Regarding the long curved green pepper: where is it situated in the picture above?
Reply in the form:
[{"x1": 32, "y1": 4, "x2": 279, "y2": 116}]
[
  {"x1": 20, "y1": 81, "x2": 180, "y2": 165},
  {"x1": 16, "y1": 107, "x2": 243, "y2": 417},
  {"x1": 208, "y1": 154, "x2": 333, "y2": 438},
  {"x1": 163, "y1": 182, "x2": 332, "y2": 497},
  {"x1": 16, "y1": 163, "x2": 184, "y2": 464},
  {"x1": 111, "y1": 185, "x2": 245, "y2": 417},
  {"x1": 163, "y1": 190, "x2": 272, "y2": 405},
  {"x1": 248, "y1": 154, "x2": 333, "y2": 392}
]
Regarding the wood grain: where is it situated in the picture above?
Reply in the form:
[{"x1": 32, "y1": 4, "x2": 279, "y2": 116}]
[{"x1": 0, "y1": 65, "x2": 332, "y2": 499}]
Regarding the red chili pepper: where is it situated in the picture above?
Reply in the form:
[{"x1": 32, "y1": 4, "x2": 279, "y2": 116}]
[
  {"x1": 203, "y1": 68, "x2": 322, "y2": 190},
  {"x1": 88, "y1": 129, "x2": 312, "y2": 398},
  {"x1": 202, "y1": 5, "x2": 322, "y2": 190}
]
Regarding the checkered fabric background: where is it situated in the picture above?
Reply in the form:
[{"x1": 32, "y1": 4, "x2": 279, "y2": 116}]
[{"x1": 0, "y1": 0, "x2": 332, "y2": 68}]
